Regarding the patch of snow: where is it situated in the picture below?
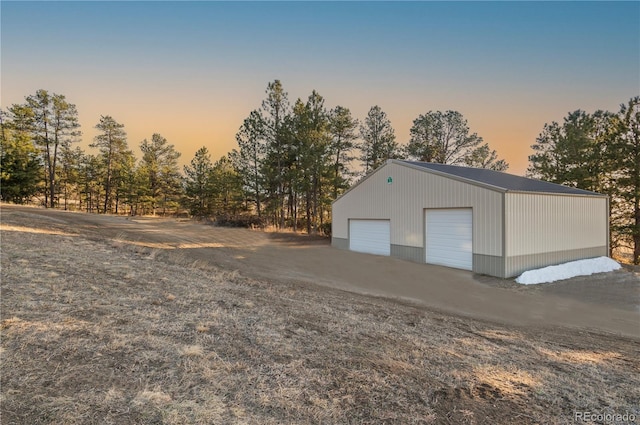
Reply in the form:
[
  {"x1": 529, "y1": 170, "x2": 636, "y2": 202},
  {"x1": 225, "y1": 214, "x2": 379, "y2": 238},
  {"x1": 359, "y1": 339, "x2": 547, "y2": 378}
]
[{"x1": 515, "y1": 257, "x2": 621, "y2": 285}]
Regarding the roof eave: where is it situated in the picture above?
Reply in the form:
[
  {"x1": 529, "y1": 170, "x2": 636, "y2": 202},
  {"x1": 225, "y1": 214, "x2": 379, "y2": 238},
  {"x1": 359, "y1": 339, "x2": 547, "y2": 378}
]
[{"x1": 504, "y1": 190, "x2": 607, "y2": 198}]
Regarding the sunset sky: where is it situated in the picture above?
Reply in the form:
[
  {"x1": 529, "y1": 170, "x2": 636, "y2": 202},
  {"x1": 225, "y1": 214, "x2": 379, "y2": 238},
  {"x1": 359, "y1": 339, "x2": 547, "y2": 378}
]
[{"x1": 2, "y1": 1, "x2": 639, "y2": 175}]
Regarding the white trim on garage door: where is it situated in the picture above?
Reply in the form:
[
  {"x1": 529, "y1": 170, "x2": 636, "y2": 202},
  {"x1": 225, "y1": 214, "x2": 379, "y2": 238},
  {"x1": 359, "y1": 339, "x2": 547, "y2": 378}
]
[
  {"x1": 349, "y1": 219, "x2": 390, "y2": 256},
  {"x1": 426, "y1": 208, "x2": 473, "y2": 270}
]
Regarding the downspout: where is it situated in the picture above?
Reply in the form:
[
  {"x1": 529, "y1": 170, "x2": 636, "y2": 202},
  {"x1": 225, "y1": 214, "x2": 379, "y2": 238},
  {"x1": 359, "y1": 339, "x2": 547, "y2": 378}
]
[
  {"x1": 502, "y1": 191, "x2": 507, "y2": 278},
  {"x1": 607, "y1": 196, "x2": 611, "y2": 258}
]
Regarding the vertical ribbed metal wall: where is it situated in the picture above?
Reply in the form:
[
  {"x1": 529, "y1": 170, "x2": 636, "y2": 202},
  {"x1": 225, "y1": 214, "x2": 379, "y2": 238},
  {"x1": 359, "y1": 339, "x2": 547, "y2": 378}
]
[
  {"x1": 332, "y1": 161, "x2": 609, "y2": 278},
  {"x1": 504, "y1": 193, "x2": 608, "y2": 256},
  {"x1": 332, "y1": 162, "x2": 503, "y2": 257}
]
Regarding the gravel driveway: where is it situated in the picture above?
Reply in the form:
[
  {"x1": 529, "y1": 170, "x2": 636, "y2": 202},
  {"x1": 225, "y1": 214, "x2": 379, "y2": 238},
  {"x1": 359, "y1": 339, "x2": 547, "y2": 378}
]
[{"x1": 2, "y1": 204, "x2": 638, "y2": 337}]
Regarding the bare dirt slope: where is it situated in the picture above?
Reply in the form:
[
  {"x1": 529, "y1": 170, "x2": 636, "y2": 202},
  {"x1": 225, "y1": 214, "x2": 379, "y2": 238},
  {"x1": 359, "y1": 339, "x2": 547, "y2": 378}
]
[
  {"x1": 2, "y1": 205, "x2": 640, "y2": 424},
  {"x1": 2, "y1": 205, "x2": 638, "y2": 337}
]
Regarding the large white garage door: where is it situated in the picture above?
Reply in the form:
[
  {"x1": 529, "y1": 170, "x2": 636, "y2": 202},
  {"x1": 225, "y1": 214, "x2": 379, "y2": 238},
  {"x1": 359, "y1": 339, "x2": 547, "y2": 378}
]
[
  {"x1": 426, "y1": 209, "x2": 473, "y2": 270},
  {"x1": 349, "y1": 219, "x2": 390, "y2": 256}
]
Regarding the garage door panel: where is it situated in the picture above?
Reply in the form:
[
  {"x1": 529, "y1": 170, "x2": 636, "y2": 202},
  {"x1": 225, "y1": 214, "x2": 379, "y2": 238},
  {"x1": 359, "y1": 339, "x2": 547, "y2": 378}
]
[
  {"x1": 426, "y1": 209, "x2": 472, "y2": 270},
  {"x1": 349, "y1": 220, "x2": 390, "y2": 256}
]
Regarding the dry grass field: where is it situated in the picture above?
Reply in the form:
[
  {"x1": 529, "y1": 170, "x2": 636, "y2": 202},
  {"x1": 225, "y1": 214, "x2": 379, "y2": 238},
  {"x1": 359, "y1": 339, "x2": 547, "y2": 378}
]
[{"x1": 1, "y1": 206, "x2": 639, "y2": 424}]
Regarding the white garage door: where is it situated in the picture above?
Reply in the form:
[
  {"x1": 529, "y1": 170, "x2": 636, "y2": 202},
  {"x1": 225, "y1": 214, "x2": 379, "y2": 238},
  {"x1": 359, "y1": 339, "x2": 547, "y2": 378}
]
[
  {"x1": 349, "y1": 219, "x2": 390, "y2": 256},
  {"x1": 426, "y1": 209, "x2": 472, "y2": 270}
]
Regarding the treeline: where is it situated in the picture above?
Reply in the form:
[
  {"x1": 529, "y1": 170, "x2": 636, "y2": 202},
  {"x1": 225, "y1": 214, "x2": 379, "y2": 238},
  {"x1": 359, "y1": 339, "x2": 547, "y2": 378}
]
[
  {"x1": 224, "y1": 81, "x2": 508, "y2": 233},
  {"x1": 4, "y1": 83, "x2": 637, "y2": 262},
  {"x1": 1, "y1": 82, "x2": 507, "y2": 233},
  {"x1": 527, "y1": 96, "x2": 640, "y2": 264},
  {"x1": 0, "y1": 91, "x2": 184, "y2": 216}
]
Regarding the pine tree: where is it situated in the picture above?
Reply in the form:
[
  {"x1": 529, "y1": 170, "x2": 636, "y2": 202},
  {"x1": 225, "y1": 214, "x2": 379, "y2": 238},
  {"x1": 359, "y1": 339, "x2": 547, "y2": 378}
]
[
  {"x1": 118, "y1": 153, "x2": 141, "y2": 215},
  {"x1": 405, "y1": 110, "x2": 485, "y2": 166},
  {"x1": 139, "y1": 133, "x2": 182, "y2": 215},
  {"x1": 232, "y1": 110, "x2": 266, "y2": 217},
  {"x1": 183, "y1": 146, "x2": 214, "y2": 217},
  {"x1": 464, "y1": 143, "x2": 509, "y2": 171},
  {"x1": 25, "y1": 90, "x2": 81, "y2": 207},
  {"x1": 609, "y1": 97, "x2": 640, "y2": 263},
  {"x1": 91, "y1": 116, "x2": 128, "y2": 213},
  {"x1": 209, "y1": 156, "x2": 244, "y2": 217},
  {"x1": 293, "y1": 91, "x2": 331, "y2": 233},
  {"x1": 58, "y1": 144, "x2": 84, "y2": 210},
  {"x1": 261, "y1": 80, "x2": 290, "y2": 228},
  {"x1": 78, "y1": 153, "x2": 104, "y2": 213},
  {"x1": 528, "y1": 110, "x2": 610, "y2": 191},
  {"x1": 0, "y1": 110, "x2": 42, "y2": 204},
  {"x1": 328, "y1": 106, "x2": 358, "y2": 198},
  {"x1": 359, "y1": 105, "x2": 397, "y2": 173}
]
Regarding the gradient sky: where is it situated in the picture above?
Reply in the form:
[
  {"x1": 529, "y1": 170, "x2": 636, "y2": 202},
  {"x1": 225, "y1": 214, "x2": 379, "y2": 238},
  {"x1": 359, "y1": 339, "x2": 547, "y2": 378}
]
[{"x1": 2, "y1": 1, "x2": 639, "y2": 175}]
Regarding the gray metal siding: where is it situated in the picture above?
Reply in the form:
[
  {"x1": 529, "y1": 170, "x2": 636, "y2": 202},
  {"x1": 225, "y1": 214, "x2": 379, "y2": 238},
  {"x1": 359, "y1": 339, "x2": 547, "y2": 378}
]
[
  {"x1": 331, "y1": 237, "x2": 348, "y2": 250},
  {"x1": 505, "y1": 246, "x2": 608, "y2": 278},
  {"x1": 390, "y1": 244, "x2": 424, "y2": 263},
  {"x1": 473, "y1": 254, "x2": 506, "y2": 278}
]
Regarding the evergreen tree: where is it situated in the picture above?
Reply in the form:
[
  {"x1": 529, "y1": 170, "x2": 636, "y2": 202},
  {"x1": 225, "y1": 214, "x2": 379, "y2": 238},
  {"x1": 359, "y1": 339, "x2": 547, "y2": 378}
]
[
  {"x1": 359, "y1": 105, "x2": 397, "y2": 173},
  {"x1": 305, "y1": 91, "x2": 332, "y2": 233},
  {"x1": 528, "y1": 110, "x2": 611, "y2": 192},
  {"x1": 117, "y1": 153, "x2": 141, "y2": 215},
  {"x1": 139, "y1": 133, "x2": 182, "y2": 215},
  {"x1": 78, "y1": 153, "x2": 104, "y2": 213},
  {"x1": 609, "y1": 97, "x2": 640, "y2": 263},
  {"x1": 0, "y1": 111, "x2": 42, "y2": 204},
  {"x1": 285, "y1": 100, "x2": 308, "y2": 230},
  {"x1": 183, "y1": 146, "x2": 214, "y2": 217},
  {"x1": 24, "y1": 90, "x2": 81, "y2": 207},
  {"x1": 91, "y1": 116, "x2": 129, "y2": 213},
  {"x1": 209, "y1": 155, "x2": 244, "y2": 217},
  {"x1": 231, "y1": 110, "x2": 266, "y2": 217},
  {"x1": 328, "y1": 106, "x2": 358, "y2": 198},
  {"x1": 289, "y1": 91, "x2": 332, "y2": 233},
  {"x1": 261, "y1": 80, "x2": 290, "y2": 228},
  {"x1": 111, "y1": 149, "x2": 136, "y2": 214},
  {"x1": 405, "y1": 110, "x2": 484, "y2": 166},
  {"x1": 464, "y1": 143, "x2": 509, "y2": 171},
  {"x1": 58, "y1": 144, "x2": 84, "y2": 210}
]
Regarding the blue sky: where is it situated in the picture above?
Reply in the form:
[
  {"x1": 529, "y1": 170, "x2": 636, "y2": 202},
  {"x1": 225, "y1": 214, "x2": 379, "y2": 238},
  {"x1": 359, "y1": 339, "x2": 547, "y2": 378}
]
[{"x1": 2, "y1": 1, "x2": 639, "y2": 174}]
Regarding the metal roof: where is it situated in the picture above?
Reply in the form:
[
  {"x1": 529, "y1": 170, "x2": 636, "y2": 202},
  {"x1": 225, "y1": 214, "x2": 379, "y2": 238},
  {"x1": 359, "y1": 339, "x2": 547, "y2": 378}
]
[{"x1": 400, "y1": 160, "x2": 603, "y2": 196}]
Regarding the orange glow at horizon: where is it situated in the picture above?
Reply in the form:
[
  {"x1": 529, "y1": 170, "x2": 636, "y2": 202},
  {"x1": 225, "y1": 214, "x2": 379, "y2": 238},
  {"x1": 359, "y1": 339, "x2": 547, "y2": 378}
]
[
  {"x1": 3, "y1": 2, "x2": 637, "y2": 178},
  {"x1": 17, "y1": 84, "x2": 610, "y2": 180}
]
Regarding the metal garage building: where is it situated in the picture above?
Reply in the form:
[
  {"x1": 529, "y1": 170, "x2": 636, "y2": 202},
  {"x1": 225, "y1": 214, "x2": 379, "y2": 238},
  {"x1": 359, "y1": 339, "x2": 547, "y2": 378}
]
[{"x1": 331, "y1": 160, "x2": 608, "y2": 278}]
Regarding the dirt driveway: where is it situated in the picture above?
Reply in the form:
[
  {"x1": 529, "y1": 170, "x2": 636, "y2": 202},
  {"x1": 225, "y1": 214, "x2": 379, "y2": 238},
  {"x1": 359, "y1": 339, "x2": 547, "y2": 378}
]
[{"x1": 2, "y1": 204, "x2": 638, "y2": 337}]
